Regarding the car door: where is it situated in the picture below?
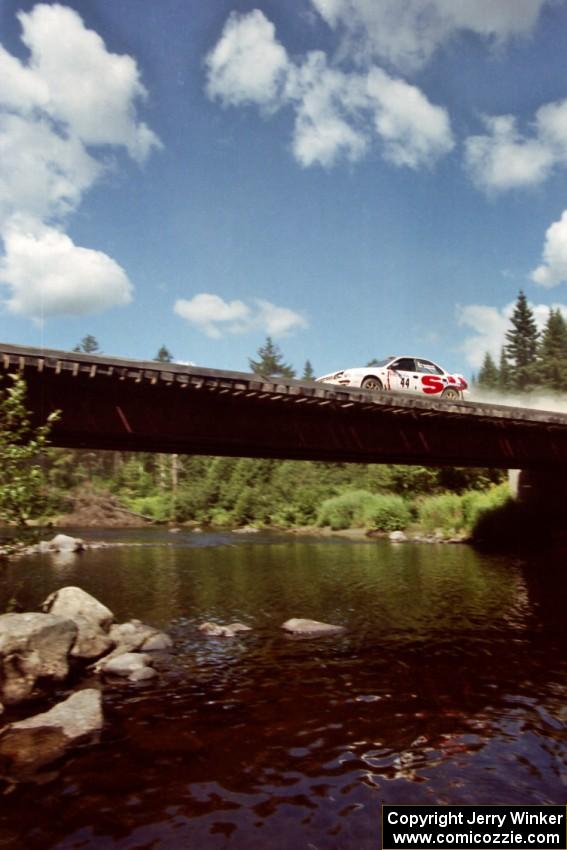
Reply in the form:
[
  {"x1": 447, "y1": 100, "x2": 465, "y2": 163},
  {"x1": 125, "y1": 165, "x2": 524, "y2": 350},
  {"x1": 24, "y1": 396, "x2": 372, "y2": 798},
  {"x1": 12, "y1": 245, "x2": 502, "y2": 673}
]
[
  {"x1": 414, "y1": 358, "x2": 446, "y2": 396},
  {"x1": 388, "y1": 358, "x2": 417, "y2": 392}
]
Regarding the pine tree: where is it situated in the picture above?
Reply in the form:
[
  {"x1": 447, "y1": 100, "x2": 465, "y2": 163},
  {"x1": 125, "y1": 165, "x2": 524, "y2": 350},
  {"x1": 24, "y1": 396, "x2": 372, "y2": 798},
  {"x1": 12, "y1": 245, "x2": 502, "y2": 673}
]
[
  {"x1": 477, "y1": 352, "x2": 499, "y2": 390},
  {"x1": 249, "y1": 337, "x2": 295, "y2": 378},
  {"x1": 537, "y1": 308, "x2": 567, "y2": 391},
  {"x1": 498, "y1": 348, "x2": 512, "y2": 393},
  {"x1": 155, "y1": 345, "x2": 173, "y2": 363},
  {"x1": 505, "y1": 291, "x2": 539, "y2": 391},
  {"x1": 73, "y1": 335, "x2": 100, "y2": 354},
  {"x1": 302, "y1": 360, "x2": 315, "y2": 380}
]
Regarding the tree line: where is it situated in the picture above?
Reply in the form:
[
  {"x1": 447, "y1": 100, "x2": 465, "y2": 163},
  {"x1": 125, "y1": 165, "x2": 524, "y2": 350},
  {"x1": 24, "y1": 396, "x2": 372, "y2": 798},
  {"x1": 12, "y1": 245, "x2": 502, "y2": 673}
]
[{"x1": 475, "y1": 291, "x2": 567, "y2": 393}]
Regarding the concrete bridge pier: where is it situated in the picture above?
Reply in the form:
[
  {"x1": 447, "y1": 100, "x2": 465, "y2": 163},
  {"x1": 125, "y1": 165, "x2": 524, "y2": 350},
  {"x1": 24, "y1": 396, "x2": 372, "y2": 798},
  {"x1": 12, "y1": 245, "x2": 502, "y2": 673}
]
[{"x1": 509, "y1": 468, "x2": 567, "y2": 519}]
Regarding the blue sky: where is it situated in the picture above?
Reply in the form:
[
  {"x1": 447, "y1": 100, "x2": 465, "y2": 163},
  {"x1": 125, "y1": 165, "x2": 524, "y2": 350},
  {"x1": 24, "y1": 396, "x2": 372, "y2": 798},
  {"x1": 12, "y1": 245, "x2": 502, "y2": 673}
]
[{"x1": 2, "y1": 0, "x2": 567, "y2": 379}]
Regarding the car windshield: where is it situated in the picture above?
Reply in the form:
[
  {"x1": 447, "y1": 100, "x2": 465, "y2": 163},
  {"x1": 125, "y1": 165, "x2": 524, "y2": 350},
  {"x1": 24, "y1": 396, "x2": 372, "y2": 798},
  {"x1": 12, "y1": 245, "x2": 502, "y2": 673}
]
[{"x1": 368, "y1": 358, "x2": 391, "y2": 368}]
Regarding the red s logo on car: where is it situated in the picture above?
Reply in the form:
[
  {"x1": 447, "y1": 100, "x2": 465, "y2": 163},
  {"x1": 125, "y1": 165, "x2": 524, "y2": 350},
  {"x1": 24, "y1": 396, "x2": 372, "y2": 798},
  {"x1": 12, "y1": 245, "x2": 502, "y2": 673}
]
[{"x1": 421, "y1": 376, "x2": 444, "y2": 394}]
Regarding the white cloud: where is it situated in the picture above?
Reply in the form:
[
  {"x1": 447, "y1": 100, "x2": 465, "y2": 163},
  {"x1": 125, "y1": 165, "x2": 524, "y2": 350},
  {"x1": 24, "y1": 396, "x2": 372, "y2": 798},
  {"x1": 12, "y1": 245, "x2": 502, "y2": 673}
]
[
  {"x1": 531, "y1": 210, "x2": 567, "y2": 287},
  {"x1": 285, "y1": 53, "x2": 369, "y2": 167},
  {"x1": 174, "y1": 293, "x2": 250, "y2": 338},
  {"x1": 465, "y1": 115, "x2": 555, "y2": 192},
  {"x1": 205, "y1": 12, "x2": 453, "y2": 169},
  {"x1": 18, "y1": 4, "x2": 160, "y2": 161},
  {"x1": 0, "y1": 114, "x2": 102, "y2": 224},
  {"x1": 205, "y1": 9, "x2": 288, "y2": 108},
  {"x1": 254, "y1": 299, "x2": 309, "y2": 336},
  {"x1": 457, "y1": 299, "x2": 567, "y2": 367},
  {"x1": 366, "y1": 67, "x2": 453, "y2": 167},
  {"x1": 311, "y1": 0, "x2": 550, "y2": 73},
  {"x1": 0, "y1": 3, "x2": 161, "y2": 320},
  {"x1": 174, "y1": 293, "x2": 307, "y2": 338},
  {"x1": 0, "y1": 219, "x2": 132, "y2": 321}
]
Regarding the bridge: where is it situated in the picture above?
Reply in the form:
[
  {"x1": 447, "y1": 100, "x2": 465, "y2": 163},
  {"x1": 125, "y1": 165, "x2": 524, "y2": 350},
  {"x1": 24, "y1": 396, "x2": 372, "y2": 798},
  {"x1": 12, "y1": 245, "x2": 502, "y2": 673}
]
[{"x1": 2, "y1": 342, "x2": 567, "y2": 470}]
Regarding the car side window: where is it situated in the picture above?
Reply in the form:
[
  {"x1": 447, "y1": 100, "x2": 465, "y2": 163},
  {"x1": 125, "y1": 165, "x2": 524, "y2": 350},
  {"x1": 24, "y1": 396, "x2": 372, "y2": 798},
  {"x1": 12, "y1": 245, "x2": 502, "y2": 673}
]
[
  {"x1": 415, "y1": 359, "x2": 443, "y2": 375},
  {"x1": 391, "y1": 358, "x2": 415, "y2": 371}
]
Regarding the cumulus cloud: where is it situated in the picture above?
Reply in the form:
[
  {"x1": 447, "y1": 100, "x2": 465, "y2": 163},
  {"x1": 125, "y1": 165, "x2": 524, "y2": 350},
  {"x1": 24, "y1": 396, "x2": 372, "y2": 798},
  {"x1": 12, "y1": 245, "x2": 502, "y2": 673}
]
[
  {"x1": 205, "y1": 9, "x2": 288, "y2": 108},
  {"x1": 0, "y1": 219, "x2": 132, "y2": 322},
  {"x1": 465, "y1": 115, "x2": 555, "y2": 192},
  {"x1": 174, "y1": 293, "x2": 251, "y2": 339},
  {"x1": 464, "y1": 94, "x2": 567, "y2": 194},
  {"x1": 366, "y1": 67, "x2": 453, "y2": 167},
  {"x1": 531, "y1": 210, "x2": 567, "y2": 287},
  {"x1": 0, "y1": 3, "x2": 160, "y2": 320},
  {"x1": 205, "y1": 10, "x2": 453, "y2": 169},
  {"x1": 457, "y1": 299, "x2": 567, "y2": 367},
  {"x1": 174, "y1": 293, "x2": 307, "y2": 338},
  {"x1": 310, "y1": 0, "x2": 550, "y2": 73}
]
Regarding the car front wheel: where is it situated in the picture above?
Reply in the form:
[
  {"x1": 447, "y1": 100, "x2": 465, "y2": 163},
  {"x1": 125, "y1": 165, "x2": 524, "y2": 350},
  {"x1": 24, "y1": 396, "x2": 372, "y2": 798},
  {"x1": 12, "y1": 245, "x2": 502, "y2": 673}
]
[
  {"x1": 361, "y1": 376, "x2": 383, "y2": 391},
  {"x1": 441, "y1": 387, "x2": 461, "y2": 400}
]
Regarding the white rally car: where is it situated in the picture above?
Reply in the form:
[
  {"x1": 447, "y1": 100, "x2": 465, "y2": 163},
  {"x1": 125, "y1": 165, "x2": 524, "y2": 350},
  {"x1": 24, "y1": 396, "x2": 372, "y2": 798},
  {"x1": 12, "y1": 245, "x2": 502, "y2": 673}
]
[{"x1": 316, "y1": 356, "x2": 468, "y2": 400}]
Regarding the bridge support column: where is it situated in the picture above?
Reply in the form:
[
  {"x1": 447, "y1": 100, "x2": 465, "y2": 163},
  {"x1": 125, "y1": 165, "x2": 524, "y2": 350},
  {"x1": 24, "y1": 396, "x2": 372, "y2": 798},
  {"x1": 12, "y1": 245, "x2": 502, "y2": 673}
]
[{"x1": 509, "y1": 468, "x2": 567, "y2": 518}]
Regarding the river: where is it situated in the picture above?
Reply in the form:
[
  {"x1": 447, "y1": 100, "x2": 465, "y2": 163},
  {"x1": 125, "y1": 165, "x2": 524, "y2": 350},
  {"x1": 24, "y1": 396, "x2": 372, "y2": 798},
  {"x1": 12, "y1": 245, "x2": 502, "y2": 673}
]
[{"x1": 0, "y1": 529, "x2": 566, "y2": 849}]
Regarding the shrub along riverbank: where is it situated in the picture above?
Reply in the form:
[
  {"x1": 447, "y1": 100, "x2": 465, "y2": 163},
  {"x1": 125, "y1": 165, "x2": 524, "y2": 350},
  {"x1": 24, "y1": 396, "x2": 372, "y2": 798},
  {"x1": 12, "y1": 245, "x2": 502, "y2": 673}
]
[{"x1": 36, "y1": 451, "x2": 511, "y2": 541}]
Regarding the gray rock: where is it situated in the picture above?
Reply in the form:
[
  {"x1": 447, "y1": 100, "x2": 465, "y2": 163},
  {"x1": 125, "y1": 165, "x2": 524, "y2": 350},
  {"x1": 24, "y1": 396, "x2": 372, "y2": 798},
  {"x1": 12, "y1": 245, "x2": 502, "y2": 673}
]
[
  {"x1": 48, "y1": 534, "x2": 85, "y2": 552},
  {"x1": 0, "y1": 613, "x2": 78, "y2": 704},
  {"x1": 281, "y1": 617, "x2": 344, "y2": 637},
  {"x1": 141, "y1": 632, "x2": 173, "y2": 651},
  {"x1": 389, "y1": 530, "x2": 407, "y2": 542},
  {"x1": 198, "y1": 621, "x2": 252, "y2": 638},
  {"x1": 99, "y1": 652, "x2": 156, "y2": 682},
  {"x1": 42, "y1": 587, "x2": 114, "y2": 659},
  {"x1": 0, "y1": 689, "x2": 102, "y2": 774}
]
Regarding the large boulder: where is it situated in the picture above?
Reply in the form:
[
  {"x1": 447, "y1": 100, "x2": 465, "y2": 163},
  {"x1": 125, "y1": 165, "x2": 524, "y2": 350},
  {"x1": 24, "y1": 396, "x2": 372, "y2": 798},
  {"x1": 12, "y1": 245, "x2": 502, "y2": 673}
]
[
  {"x1": 0, "y1": 613, "x2": 78, "y2": 704},
  {"x1": 0, "y1": 689, "x2": 102, "y2": 774},
  {"x1": 42, "y1": 587, "x2": 114, "y2": 659},
  {"x1": 281, "y1": 618, "x2": 345, "y2": 637}
]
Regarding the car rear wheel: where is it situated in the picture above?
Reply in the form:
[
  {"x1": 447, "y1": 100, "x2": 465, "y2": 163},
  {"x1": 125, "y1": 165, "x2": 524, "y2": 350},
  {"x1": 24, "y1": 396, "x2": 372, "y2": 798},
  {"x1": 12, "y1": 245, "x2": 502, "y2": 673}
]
[
  {"x1": 361, "y1": 376, "x2": 383, "y2": 391},
  {"x1": 441, "y1": 387, "x2": 461, "y2": 400}
]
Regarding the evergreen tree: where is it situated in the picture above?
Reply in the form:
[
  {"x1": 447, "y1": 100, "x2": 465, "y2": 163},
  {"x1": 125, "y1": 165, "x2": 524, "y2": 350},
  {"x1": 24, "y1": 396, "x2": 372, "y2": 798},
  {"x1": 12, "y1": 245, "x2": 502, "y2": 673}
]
[
  {"x1": 249, "y1": 337, "x2": 295, "y2": 378},
  {"x1": 505, "y1": 291, "x2": 539, "y2": 390},
  {"x1": 73, "y1": 335, "x2": 100, "y2": 354},
  {"x1": 498, "y1": 348, "x2": 513, "y2": 393},
  {"x1": 537, "y1": 308, "x2": 567, "y2": 391},
  {"x1": 477, "y1": 352, "x2": 499, "y2": 390},
  {"x1": 155, "y1": 345, "x2": 173, "y2": 363},
  {"x1": 302, "y1": 360, "x2": 315, "y2": 380}
]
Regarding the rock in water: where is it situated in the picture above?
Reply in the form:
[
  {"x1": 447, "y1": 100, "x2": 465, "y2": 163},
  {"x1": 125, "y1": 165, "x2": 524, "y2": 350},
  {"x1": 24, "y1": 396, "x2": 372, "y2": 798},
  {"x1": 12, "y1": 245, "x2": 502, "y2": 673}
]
[
  {"x1": 0, "y1": 689, "x2": 102, "y2": 774},
  {"x1": 281, "y1": 618, "x2": 344, "y2": 637},
  {"x1": 48, "y1": 534, "x2": 85, "y2": 552},
  {"x1": 99, "y1": 652, "x2": 157, "y2": 683},
  {"x1": 198, "y1": 621, "x2": 252, "y2": 638},
  {"x1": 42, "y1": 587, "x2": 114, "y2": 659},
  {"x1": 0, "y1": 613, "x2": 78, "y2": 705}
]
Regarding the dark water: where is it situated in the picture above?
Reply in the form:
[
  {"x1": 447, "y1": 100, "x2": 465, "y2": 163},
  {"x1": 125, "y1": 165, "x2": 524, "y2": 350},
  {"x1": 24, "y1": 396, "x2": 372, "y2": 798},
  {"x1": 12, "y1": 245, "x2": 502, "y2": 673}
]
[{"x1": 0, "y1": 529, "x2": 566, "y2": 849}]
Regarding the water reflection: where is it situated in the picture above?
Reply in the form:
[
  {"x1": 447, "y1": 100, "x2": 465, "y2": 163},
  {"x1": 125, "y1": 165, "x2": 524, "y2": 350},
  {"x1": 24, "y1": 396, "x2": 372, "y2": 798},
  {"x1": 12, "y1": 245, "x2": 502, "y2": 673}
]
[{"x1": 0, "y1": 531, "x2": 565, "y2": 849}]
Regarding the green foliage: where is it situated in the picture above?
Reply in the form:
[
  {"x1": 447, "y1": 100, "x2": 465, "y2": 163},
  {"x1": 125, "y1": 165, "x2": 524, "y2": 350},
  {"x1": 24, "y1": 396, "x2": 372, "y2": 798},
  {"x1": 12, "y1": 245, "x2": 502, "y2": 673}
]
[
  {"x1": 249, "y1": 336, "x2": 295, "y2": 378},
  {"x1": 504, "y1": 291, "x2": 540, "y2": 391},
  {"x1": 73, "y1": 335, "x2": 100, "y2": 354},
  {"x1": 317, "y1": 490, "x2": 411, "y2": 531},
  {"x1": 155, "y1": 345, "x2": 174, "y2": 363},
  {"x1": 0, "y1": 374, "x2": 59, "y2": 526},
  {"x1": 537, "y1": 308, "x2": 567, "y2": 391},
  {"x1": 477, "y1": 352, "x2": 499, "y2": 390},
  {"x1": 318, "y1": 490, "x2": 377, "y2": 530},
  {"x1": 417, "y1": 484, "x2": 510, "y2": 538},
  {"x1": 302, "y1": 359, "x2": 315, "y2": 380},
  {"x1": 362, "y1": 494, "x2": 412, "y2": 531},
  {"x1": 128, "y1": 493, "x2": 174, "y2": 521}
]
